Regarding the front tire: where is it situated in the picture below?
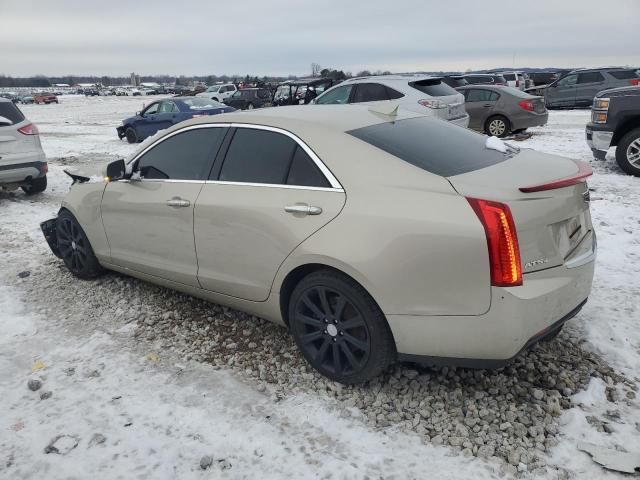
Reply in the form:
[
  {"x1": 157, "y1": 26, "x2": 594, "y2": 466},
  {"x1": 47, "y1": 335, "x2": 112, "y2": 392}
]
[
  {"x1": 485, "y1": 115, "x2": 510, "y2": 138},
  {"x1": 246, "y1": 103, "x2": 254, "y2": 110},
  {"x1": 289, "y1": 270, "x2": 396, "y2": 384},
  {"x1": 125, "y1": 127, "x2": 138, "y2": 144},
  {"x1": 615, "y1": 128, "x2": 640, "y2": 177},
  {"x1": 56, "y1": 210, "x2": 104, "y2": 279},
  {"x1": 22, "y1": 175, "x2": 47, "y2": 195}
]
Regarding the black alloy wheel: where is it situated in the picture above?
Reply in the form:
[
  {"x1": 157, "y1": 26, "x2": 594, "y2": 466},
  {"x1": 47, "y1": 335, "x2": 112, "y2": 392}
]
[
  {"x1": 56, "y1": 211, "x2": 104, "y2": 279},
  {"x1": 290, "y1": 271, "x2": 395, "y2": 384}
]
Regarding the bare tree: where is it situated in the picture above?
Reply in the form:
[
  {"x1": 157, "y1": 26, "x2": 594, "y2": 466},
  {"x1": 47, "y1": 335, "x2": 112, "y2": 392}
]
[{"x1": 311, "y1": 63, "x2": 322, "y2": 77}]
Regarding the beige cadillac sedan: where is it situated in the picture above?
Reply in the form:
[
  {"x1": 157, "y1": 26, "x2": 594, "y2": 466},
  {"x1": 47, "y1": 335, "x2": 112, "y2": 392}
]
[{"x1": 41, "y1": 106, "x2": 596, "y2": 384}]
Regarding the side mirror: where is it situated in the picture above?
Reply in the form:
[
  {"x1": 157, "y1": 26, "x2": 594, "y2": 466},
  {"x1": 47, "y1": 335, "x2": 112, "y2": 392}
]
[
  {"x1": 136, "y1": 111, "x2": 142, "y2": 116},
  {"x1": 106, "y1": 159, "x2": 126, "y2": 181}
]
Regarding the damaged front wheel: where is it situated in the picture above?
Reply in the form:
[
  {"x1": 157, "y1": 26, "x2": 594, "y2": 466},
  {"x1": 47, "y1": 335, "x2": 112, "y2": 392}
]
[{"x1": 56, "y1": 210, "x2": 104, "y2": 279}]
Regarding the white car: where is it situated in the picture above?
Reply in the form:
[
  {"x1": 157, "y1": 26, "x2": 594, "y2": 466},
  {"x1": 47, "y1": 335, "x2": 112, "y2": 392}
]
[
  {"x1": 499, "y1": 72, "x2": 527, "y2": 91},
  {"x1": 196, "y1": 83, "x2": 237, "y2": 102},
  {"x1": 313, "y1": 75, "x2": 469, "y2": 127},
  {"x1": 0, "y1": 98, "x2": 48, "y2": 194}
]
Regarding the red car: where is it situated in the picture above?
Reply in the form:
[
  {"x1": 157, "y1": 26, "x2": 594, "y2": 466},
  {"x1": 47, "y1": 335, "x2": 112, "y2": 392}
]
[{"x1": 33, "y1": 93, "x2": 58, "y2": 104}]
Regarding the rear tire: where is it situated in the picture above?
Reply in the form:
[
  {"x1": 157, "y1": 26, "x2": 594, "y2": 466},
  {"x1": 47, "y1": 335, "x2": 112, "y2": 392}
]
[
  {"x1": 125, "y1": 127, "x2": 138, "y2": 144},
  {"x1": 289, "y1": 270, "x2": 396, "y2": 384},
  {"x1": 485, "y1": 115, "x2": 511, "y2": 138},
  {"x1": 615, "y1": 128, "x2": 640, "y2": 177},
  {"x1": 56, "y1": 210, "x2": 104, "y2": 279},
  {"x1": 22, "y1": 175, "x2": 47, "y2": 195}
]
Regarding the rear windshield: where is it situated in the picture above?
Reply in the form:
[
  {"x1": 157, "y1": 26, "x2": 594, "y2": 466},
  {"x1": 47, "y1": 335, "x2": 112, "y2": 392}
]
[
  {"x1": 409, "y1": 79, "x2": 458, "y2": 97},
  {"x1": 0, "y1": 102, "x2": 25, "y2": 124},
  {"x1": 609, "y1": 70, "x2": 639, "y2": 79},
  {"x1": 503, "y1": 87, "x2": 534, "y2": 98},
  {"x1": 181, "y1": 98, "x2": 224, "y2": 109},
  {"x1": 503, "y1": 73, "x2": 516, "y2": 80},
  {"x1": 347, "y1": 116, "x2": 510, "y2": 177}
]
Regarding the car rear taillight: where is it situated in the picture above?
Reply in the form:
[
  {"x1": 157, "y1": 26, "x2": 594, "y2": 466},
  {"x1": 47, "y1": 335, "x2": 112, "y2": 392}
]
[
  {"x1": 629, "y1": 79, "x2": 639, "y2": 86},
  {"x1": 38, "y1": 162, "x2": 48, "y2": 174},
  {"x1": 519, "y1": 160, "x2": 592, "y2": 193},
  {"x1": 515, "y1": 80, "x2": 520, "y2": 87},
  {"x1": 518, "y1": 100, "x2": 535, "y2": 112},
  {"x1": 18, "y1": 123, "x2": 39, "y2": 135},
  {"x1": 467, "y1": 198, "x2": 523, "y2": 287}
]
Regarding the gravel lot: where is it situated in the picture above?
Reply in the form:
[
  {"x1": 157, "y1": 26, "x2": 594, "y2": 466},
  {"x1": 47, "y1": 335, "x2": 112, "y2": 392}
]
[{"x1": 1, "y1": 96, "x2": 639, "y2": 479}]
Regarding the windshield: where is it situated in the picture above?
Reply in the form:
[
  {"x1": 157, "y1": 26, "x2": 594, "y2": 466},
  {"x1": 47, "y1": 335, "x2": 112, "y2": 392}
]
[
  {"x1": 347, "y1": 116, "x2": 510, "y2": 177},
  {"x1": 274, "y1": 85, "x2": 291, "y2": 100},
  {"x1": 181, "y1": 98, "x2": 225, "y2": 109},
  {"x1": 207, "y1": 86, "x2": 220, "y2": 92}
]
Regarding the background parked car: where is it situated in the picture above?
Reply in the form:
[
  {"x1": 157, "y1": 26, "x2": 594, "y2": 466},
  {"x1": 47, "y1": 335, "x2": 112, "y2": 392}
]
[
  {"x1": 463, "y1": 73, "x2": 507, "y2": 86},
  {"x1": 528, "y1": 71, "x2": 559, "y2": 87},
  {"x1": 498, "y1": 72, "x2": 527, "y2": 90},
  {"x1": 117, "y1": 97, "x2": 235, "y2": 143},
  {"x1": 441, "y1": 75, "x2": 469, "y2": 88},
  {"x1": 273, "y1": 78, "x2": 334, "y2": 106},
  {"x1": 196, "y1": 83, "x2": 237, "y2": 102},
  {"x1": 19, "y1": 95, "x2": 35, "y2": 104},
  {"x1": 586, "y1": 85, "x2": 640, "y2": 176},
  {"x1": 313, "y1": 75, "x2": 468, "y2": 127},
  {"x1": 0, "y1": 98, "x2": 48, "y2": 194},
  {"x1": 223, "y1": 88, "x2": 272, "y2": 110},
  {"x1": 33, "y1": 92, "x2": 58, "y2": 104},
  {"x1": 545, "y1": 67, "x2": 640, "y2": 108},
  {"x1": 457, "y1": 85, "x2": 548, "y2": 137}
]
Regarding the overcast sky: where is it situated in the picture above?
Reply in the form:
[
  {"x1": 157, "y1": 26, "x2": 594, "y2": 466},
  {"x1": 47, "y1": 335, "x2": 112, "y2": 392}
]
[{"x1": 1, "y1": 0, "x2": 639, "y2": 77}]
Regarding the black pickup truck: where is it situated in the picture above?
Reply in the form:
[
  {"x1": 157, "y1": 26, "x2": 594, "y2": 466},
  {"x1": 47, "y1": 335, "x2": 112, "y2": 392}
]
[{"x1": 586, "y1": 85, "x2": 640, "y2": 176}]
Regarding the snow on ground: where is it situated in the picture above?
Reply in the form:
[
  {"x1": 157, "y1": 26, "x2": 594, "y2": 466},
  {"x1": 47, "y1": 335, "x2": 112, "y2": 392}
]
[{"x1": 1, "y1": 96, "x2": 639, "y2": 479}]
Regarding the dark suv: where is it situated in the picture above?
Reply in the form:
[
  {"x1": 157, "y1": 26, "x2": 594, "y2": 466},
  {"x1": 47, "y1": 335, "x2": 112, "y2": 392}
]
[
  {"x1": 586, "y1": 85, "x2": 640, "y2": 176},
  {"x1": 223, "y1": 88, "x2": 272, "y2": 110}
]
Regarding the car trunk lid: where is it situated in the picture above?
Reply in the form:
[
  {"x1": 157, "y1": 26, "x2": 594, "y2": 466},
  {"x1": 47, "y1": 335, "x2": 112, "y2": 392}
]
[{"x1": 447, "y1": 149, "x2": 594, "y2": 274}]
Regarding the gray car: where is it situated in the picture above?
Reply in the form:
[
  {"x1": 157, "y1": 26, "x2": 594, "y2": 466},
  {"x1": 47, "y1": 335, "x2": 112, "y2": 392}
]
[
  {"x1": 0, "y1": 98, "x2": 48, "y2": 194},
  {"x1": 457, "y1": 85, "x2": 548, "y2": 137},
  {"x1": 545, "y1": 67, "x2": 640, "y2": 108}
]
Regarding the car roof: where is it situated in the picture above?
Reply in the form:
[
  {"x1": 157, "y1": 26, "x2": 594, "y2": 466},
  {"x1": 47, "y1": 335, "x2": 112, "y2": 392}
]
[
  {"x1": 570, "y1": 66, "x2": 637, "y2": 73},
  {"x1": 0, "y1": 97, "x2": 11, "y2": 103},
  {"x1": 344, "y1": 74, "x2": 441, "y2": 83}
]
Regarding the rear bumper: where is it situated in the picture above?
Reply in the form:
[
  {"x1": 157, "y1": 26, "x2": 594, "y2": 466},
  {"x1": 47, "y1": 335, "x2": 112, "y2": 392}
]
[
  {"x1": 512, "y1": 111, "x2": 548, "y2": 130},
  {"x1": 449, "y1": 114, "x2": 470, "y2": 128},
  {"x1": 388, "y1": 242, "x2": 595, "y2": 365},
  {"x1": 0, "y1": 154, "x2": 47, "y2": 185}
]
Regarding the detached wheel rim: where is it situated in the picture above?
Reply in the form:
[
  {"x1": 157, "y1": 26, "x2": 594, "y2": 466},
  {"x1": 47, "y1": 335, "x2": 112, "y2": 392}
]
[
  {"x1": 58, "y1": 218, "x2": 88, "y2": 272},
  {"x1": 295, "y1": 286, "x2": 370, "y2": 376},
  {"x1": 489, "y1": 119, "x2": 506, "y2": 136},
  {"x1": 626, "y1": 138, "x2": 640, "y2": 167}
]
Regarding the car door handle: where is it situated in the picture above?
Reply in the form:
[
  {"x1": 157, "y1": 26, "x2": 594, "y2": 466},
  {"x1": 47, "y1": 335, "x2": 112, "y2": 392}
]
[
  {"x1": 284, "y1": 204, "x2": 322, "y2": 215},
  {"x1": 483, "y1": 104, "x2": 492, "y2": 108},
  {"x1": 166, "y1": 198, "x2": 191, "y2": 208}
]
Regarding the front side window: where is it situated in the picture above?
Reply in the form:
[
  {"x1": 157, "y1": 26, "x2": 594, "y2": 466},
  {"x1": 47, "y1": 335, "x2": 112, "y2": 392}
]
[
  {"x1": 557, "y1": 74, "x2": 577, "y2": 87},
  {"x1": 219, "y1": 129, "x2": 296, "y2": 184},
  {"x1": 136, "y1": 128, "x2": 225, "y2": 180},
  {"x1": 577, "y1": 72, "x2": 604, "y2": 84},
  {"x1": 315, "y1": 85, "x2": 353, "y2": 104},
  {"x1": 143, "y1": 103, "x2": 160, "y2": 115},
  {"x1": 352, "y1": 83, "x2": 389, "y2": 103},
  {"x1": 158, "y1": 101, "x2": 177, "y2": 113}
]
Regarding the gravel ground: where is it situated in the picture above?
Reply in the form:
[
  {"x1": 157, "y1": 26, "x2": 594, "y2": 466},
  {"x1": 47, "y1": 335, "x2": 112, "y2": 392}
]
[{"x1": 8, "y1": 236, "x2": 635, "y2": 477}]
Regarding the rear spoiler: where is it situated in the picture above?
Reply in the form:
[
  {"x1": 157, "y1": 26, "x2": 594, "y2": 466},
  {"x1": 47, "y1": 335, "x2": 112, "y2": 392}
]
[{"x1": 519, "y1": 160, "x2": 592, "y2": 193}]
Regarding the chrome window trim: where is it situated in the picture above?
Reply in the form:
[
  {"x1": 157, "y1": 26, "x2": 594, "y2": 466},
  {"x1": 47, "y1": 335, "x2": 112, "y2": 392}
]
[
  {"x1": 127, "y1": 122, "x2": 343, "y2": 190},
  {"x1": 204, "y1": 180, "x2": 344, "y2": 193}
]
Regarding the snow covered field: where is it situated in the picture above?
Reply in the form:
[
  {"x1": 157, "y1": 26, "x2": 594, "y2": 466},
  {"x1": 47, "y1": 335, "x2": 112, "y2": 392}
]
[{"x1": 1, "y1": 96, "x2": 638, "y2": 479}]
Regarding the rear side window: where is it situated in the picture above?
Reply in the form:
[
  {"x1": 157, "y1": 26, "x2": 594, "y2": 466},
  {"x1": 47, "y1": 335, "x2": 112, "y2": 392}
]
[
  {"x1": 315, "y1": 85, "x2": 353, "y2": 104},
  {"x1": 0, "y1": 102, "x2": 25, "y2": 124},
  {"x1": 386, "y1": 87, "x2": 404, "y2": 99},
  {"x1": 137, "y1": 127, "x2": 224, "y2": 180},
  {"x1": 352, "y1": 83, "x2": 389, "y2": 103},
  {"x1": 219, "y1": 128, "x2": 296, "y2": 184},
  {"x1": 347, "y1": 117, "x2": 509, "y2": 177},
  {"x1": 287, "y1": 146, "x2": 330, "y2": 188},
  {"x1": 577, "y1": 72, "x2": 604, "y2": 83},
  {"x1": 410, "y1": 79, "x2": 457, "y2": 97},
  {"x1": 465, "y1": 89, "x2": 499, "y2": 102},
  {"x1": 503, "y1": 74, "x2": 516, "y2": 80},
  {"x1": 609, "y1": 70, "x2": 639, "y2": 80}
]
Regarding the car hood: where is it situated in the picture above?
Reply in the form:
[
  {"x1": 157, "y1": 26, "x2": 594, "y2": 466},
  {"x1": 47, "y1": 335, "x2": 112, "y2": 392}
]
[
  {"x1": 596, "y1": 85, "x2": 640, "y2": 98},
  {"x1": 121, "y1": 115, "x2": 140, "y2": 124}
]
